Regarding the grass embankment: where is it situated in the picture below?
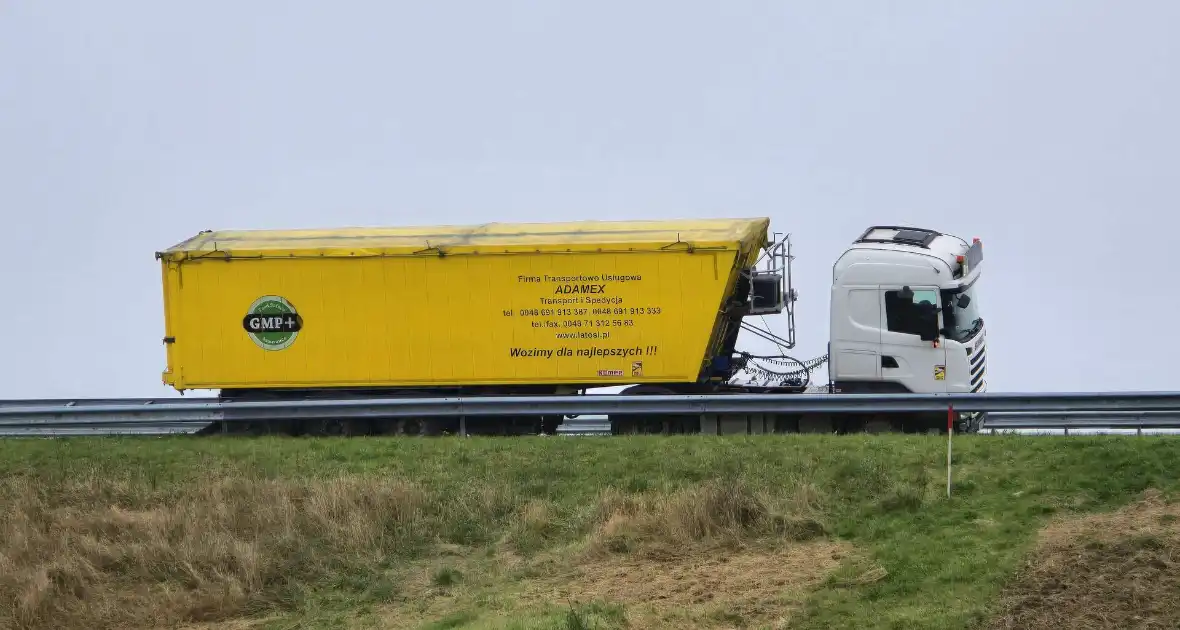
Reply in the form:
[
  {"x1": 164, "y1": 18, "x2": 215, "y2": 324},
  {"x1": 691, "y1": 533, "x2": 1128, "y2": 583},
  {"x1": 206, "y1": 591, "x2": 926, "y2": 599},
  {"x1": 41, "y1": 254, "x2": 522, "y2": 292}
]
[{"x1": 2, "y1": 434, "x2": 1179, "y2": 629}]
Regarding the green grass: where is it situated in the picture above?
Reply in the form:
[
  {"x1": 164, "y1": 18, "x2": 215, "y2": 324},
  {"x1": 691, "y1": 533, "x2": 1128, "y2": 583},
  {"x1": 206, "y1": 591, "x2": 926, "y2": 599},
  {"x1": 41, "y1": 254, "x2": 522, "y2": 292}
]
[{"x1": 1, "y1": 433, "x2": 1177, "y2": 629}]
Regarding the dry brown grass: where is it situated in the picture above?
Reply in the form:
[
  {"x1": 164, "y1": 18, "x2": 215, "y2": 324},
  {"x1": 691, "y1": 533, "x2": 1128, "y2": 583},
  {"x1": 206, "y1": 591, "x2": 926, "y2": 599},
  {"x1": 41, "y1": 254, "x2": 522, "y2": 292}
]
[
  {"x1": 0, "y1": 468, "x2": 838, "y2": 630},
  {"x1": 366, "y1": 479, "x2": 847, "y2": 629},
  {"x1": 525, "y1": 544, "x2": 852, "y2": 629},
  {"x1": 545, "y1": 480, "x2": 843, "y2": 628},
  {"x1": 584, "y1": 479, "x2": 829, "y2": 560},
  {"x1": 0, "y1": 472, "x2": 499, "y2": 630},
  {"x1": 987, "y1": 488, "x2": 1180, "y2": 630}
]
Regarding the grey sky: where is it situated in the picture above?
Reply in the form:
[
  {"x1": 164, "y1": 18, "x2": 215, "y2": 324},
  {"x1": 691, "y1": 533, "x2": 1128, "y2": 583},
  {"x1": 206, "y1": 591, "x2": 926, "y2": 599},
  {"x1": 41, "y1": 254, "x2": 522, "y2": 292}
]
[{"x1": 2, "y1": 1, "x2": 1177, "y2": 398}]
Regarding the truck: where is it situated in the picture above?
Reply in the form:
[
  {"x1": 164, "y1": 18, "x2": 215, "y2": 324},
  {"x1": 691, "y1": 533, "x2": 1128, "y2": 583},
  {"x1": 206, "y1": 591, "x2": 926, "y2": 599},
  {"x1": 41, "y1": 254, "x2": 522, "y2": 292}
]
[{"x1": 154, "y1": 218, "x2": 986, "y2": 436}]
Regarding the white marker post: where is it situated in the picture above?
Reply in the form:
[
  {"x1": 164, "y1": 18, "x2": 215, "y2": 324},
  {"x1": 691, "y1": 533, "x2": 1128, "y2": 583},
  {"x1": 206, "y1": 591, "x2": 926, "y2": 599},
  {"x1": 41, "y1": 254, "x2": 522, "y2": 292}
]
[{"x1": 946, "y1": 404, "x2": 954, "y2": 498}]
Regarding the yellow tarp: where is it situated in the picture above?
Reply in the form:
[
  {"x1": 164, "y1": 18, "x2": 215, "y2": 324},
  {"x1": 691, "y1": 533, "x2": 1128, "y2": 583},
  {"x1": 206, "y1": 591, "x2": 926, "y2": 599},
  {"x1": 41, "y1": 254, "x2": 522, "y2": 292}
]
[{"x1": 157, "y1": 217, "x2": 772, "y2": 260}]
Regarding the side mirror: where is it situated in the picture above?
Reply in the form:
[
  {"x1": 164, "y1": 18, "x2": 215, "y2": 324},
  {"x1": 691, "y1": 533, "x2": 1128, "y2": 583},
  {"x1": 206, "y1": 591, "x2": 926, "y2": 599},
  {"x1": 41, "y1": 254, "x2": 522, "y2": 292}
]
[{"x1": 956, "y1": 293, "x2": 971, "y2": 308}]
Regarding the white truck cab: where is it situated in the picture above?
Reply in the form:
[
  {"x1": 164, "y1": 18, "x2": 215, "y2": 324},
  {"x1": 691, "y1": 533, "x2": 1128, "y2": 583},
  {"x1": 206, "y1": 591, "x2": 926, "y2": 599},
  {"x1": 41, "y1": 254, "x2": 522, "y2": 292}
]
[{"x1": 828, "y1": 226, "x2": 986, "y2": 404}]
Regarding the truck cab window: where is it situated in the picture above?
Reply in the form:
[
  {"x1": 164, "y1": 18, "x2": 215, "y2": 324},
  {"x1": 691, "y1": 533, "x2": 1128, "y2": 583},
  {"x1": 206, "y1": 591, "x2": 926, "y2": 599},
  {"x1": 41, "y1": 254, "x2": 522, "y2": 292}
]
[
  {"x1": 941, "y1": 285, "x2": 983, "y2": 342},
  {"x1": 884, "y1": 289, "x2": 938, "y2": 336}
]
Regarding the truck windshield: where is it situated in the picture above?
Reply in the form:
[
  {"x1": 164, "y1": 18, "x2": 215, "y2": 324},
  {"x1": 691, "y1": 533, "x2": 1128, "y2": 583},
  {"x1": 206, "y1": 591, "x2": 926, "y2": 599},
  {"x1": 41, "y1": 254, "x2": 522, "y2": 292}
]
[{"x1": 942, "y1": 285, "x2": 982, "y2": 342}]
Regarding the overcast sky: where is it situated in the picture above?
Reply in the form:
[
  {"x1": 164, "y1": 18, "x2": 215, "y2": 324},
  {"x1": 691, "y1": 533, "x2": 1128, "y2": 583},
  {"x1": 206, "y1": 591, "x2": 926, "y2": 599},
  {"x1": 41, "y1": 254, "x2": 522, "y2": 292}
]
[{"x1": 1, "y1": 1, "x2": 1177, "y2": 399}]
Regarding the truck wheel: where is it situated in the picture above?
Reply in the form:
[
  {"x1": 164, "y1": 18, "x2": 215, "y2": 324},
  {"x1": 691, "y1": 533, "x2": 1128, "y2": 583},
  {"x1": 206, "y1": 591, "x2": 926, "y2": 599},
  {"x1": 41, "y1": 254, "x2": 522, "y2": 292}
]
[
  {"x1": 235, "y1": 420, "x2": 272, "y2": 436},
  {"x1": 640, "y1": 416, "x2": 664, "y2": 434},
  {"x1": 798, "y1": 416, "x2": 834, "y2": 434},
  {"x1": 397, "y1": 417, "x2": 425, "y2": 436},
  {"x1": 612, "y1": 385, "x2": 699, "y2": 435},
  {"x1": 862, "y1": 417, "x2": 897, "y2": 434},
  {"x1": 316, "y1": 418, "x2": 365, "y2": 437}
]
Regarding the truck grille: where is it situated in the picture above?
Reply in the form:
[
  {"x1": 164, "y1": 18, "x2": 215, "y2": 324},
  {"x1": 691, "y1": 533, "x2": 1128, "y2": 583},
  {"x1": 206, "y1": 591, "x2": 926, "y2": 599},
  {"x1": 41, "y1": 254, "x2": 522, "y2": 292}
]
[{"x1": 968, "y1": 339, "x2": 986, "y2": 392}]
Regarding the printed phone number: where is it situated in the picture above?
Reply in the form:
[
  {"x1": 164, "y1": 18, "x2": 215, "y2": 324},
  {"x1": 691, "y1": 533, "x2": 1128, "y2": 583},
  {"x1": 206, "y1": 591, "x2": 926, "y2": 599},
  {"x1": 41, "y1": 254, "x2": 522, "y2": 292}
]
[
  {"x1": 530, "y1": 319, "x2": 637, "y2": 329},
  {"x1": 511, "y1": 307, "x2": 662, "y2": 317}
]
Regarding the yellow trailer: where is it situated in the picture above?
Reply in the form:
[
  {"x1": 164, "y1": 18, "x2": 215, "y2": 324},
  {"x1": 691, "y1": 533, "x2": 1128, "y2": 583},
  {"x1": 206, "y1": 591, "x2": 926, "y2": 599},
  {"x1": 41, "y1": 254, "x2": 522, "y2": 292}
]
[{"x1": 156, "y1": 217, "x2": 793, "y2": 434}]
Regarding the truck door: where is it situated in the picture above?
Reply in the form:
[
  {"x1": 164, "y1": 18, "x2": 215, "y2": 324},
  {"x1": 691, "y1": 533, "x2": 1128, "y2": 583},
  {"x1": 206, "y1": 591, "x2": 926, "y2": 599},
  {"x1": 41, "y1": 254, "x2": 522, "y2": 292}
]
[{"x1": 878, "y1": 285, "x2": 948, "y2": 393}]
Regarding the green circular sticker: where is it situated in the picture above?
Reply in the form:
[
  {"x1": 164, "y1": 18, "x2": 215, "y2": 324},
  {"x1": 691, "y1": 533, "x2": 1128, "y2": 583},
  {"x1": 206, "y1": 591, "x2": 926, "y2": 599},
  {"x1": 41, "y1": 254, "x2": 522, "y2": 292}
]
[{"x1": 242, "y1": 295, "x2": 303, "y2": 351}]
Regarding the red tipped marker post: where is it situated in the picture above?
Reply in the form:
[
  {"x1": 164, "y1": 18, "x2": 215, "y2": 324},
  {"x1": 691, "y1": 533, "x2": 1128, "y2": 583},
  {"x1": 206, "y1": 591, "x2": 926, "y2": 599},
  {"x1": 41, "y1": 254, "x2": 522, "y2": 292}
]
[{"x1": 947, "y1": 404, "x2": 954, "y2": 498}]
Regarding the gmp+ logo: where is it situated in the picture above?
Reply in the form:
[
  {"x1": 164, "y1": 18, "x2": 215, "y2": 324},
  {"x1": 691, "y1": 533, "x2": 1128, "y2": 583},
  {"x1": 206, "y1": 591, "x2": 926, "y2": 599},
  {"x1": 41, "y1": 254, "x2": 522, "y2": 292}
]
[{"x1": 242, "y1": 295, "x2": 303, "y2": 351}]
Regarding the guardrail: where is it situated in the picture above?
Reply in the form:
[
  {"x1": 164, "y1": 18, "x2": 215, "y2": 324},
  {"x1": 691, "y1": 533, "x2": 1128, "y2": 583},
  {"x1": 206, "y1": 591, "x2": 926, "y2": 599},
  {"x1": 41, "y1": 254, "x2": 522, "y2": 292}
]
[{"x1": 3, "y1": 391, "x2": 1180, "y2": 436}]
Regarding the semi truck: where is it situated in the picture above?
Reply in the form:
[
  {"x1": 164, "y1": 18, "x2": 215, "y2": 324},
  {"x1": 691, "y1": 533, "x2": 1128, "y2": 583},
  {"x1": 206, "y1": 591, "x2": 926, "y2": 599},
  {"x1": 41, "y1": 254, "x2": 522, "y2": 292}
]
[{"x1": 154, "y1": 217, "x2": 986, "y2": 436}]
